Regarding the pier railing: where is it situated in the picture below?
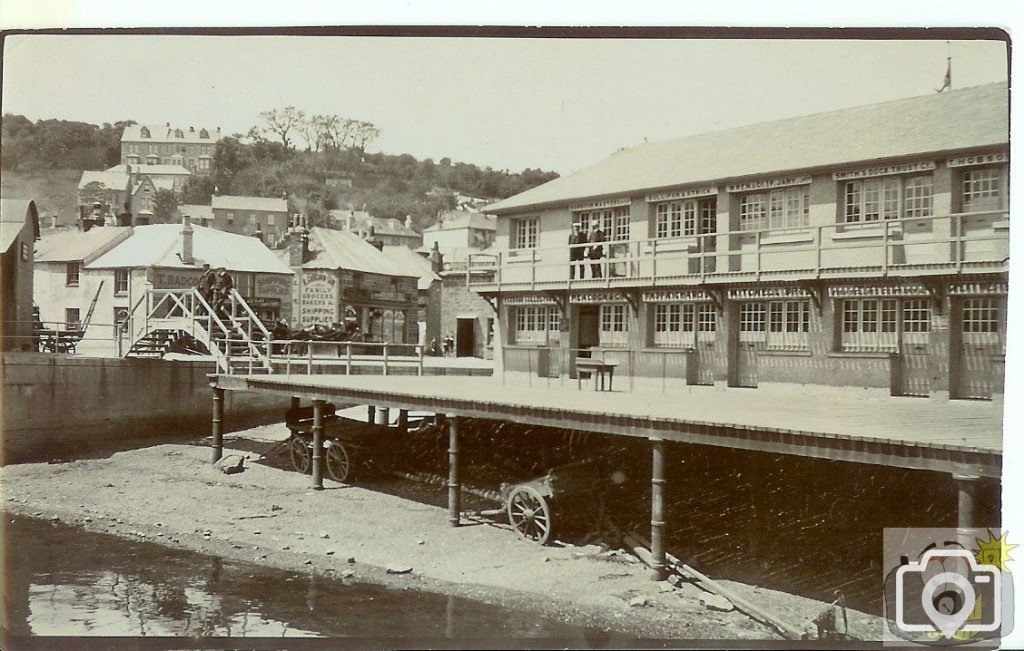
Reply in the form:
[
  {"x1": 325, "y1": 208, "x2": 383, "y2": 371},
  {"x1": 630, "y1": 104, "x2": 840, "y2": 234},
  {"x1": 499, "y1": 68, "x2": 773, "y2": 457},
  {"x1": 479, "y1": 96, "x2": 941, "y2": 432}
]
[{"x1": 468, "y1": 210, "x2": 1009, "y2": 292}]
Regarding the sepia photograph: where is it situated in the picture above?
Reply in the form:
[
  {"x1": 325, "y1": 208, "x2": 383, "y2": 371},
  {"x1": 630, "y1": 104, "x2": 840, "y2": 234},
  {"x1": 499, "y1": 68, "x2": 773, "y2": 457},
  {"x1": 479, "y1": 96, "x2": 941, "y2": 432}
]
[{"x1": 0, "y1": 13, "x2": 1018, "y2": 650}]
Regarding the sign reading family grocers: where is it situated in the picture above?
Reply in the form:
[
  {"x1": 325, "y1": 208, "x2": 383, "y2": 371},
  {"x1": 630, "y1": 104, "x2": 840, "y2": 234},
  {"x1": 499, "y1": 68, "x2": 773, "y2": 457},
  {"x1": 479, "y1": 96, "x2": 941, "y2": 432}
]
[{"x1": 299, "y1": 271, "x2": 339, "y2": 326}]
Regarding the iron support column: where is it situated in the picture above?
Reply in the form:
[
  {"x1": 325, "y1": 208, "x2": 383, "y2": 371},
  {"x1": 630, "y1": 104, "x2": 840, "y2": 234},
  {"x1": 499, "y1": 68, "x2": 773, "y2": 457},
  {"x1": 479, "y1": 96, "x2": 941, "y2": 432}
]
[
  {"x1": 650, "y1": 437, "x2": 668, "y2": 581},
  {"x1": 448, "y1": 416, "x2": 461, "y2": 527},
  {"x1": 211, "y1": 387, "x2": 225, "y2": 463},
  {"x1": 312, "y1": 399, "x2": 325, "y2": 490}
]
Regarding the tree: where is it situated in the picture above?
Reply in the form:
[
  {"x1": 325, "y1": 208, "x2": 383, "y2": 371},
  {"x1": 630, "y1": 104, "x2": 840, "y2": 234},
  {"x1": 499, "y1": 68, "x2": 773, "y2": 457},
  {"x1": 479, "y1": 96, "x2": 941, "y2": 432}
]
[
  {"x1": 153, "y1": 188, "x2": 177, "y2": 223},
  {"x1": 349, "y1": 120, "x2": 381, "y2": 155},
  {"x1": 256, "y1": 106, "x2": 306, "y2": 150},
  {"x1": 180, "y1": 175, "x2": 216, "y2": 204}
]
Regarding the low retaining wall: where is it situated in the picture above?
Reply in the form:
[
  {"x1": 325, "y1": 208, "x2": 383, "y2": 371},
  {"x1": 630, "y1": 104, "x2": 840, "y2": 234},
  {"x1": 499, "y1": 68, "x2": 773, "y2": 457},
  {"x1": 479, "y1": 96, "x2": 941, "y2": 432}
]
[{"x1": 1, "y1": 353, "x2": 292, "y2": 464}]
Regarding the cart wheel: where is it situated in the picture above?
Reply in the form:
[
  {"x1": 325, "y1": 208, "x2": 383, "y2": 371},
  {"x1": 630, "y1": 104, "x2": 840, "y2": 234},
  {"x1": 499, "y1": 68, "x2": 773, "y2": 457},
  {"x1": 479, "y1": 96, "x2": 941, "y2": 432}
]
[
  {"x1": 506, "y1": 484, "x2": 553, "y2": 544},
  {"x1": 325, "y1": 441, "x2": 351, "y2": 483},
  {"x1": 289, "y1": 437, "x2": 311, "y2": 474}
]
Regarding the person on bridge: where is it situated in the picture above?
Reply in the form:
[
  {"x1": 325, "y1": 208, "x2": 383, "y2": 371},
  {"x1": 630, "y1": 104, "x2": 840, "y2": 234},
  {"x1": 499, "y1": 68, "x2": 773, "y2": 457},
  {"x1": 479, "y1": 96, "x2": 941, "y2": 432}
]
[
  {"x1": 196, "y1": 264, "x2": 215, "y2": 309},
  {"x1": 213, "y1": 267, "x2": 234, "y2": 317}
]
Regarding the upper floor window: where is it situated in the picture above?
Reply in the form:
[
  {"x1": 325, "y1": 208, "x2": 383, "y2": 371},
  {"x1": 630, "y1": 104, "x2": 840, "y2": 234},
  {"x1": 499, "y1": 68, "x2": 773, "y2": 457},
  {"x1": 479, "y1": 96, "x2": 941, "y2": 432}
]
[
  {"x1": 740, "y1": 186, "x2": 809, "y2": 231},
  {"x1": 843, "y1": 175, "x2": 933, "y2": 223},
  {"x1": 962, "y1": 167, "x2": 1004, "y2": 213},
  {"x1": 140, "y1": 127, "x2": 150, "y2": 138},
  {"x1": 574, "y1": 207, "x2": 630, "y2": 241},
  {"x1": 513, "y1": 218, "x2": 538, "y2": 249},
  {"x1": 114, "y1": 269, "x2": 129, "y2": 295},
  {"x1": 599, "y1": 304, "x2": 630, "y2": 347},
  {"x1": 65, "y1": 262, "x2": 81, "y2": 286},
  {"x1": 199, "y1": 128, "x2": 210, "y2": 139}
]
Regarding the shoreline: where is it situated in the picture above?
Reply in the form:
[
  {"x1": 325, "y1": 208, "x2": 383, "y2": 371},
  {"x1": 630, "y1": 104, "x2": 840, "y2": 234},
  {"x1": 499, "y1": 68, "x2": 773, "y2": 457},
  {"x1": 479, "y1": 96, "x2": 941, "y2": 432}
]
[{"x1": 1, "y1": 428, "x2": 884, "y2": 642}]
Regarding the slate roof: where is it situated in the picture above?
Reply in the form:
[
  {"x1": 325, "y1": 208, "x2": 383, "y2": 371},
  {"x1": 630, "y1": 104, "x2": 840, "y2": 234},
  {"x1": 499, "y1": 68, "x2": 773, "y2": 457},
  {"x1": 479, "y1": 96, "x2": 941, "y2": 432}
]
[
  {"x1": 300, "y1": 228, "x2": 419, "y2": 278},
  {"x1": 381, "y1": 245, "x2": 439, "y2": 290},
  {"x1": 107, "y1": 164, "x2": 192, "y2": 176},
  {"x1": 424, "y1": 210, "x2": 496, "y2": 232},
  {"x1": 86, "y1": 224, "x2": 293, "y2": 274},
  {"x1": 177, "y1": 204, "x2": 215, "y2": 221},
  {"x1": 35, "y1": 226, "x2": 132, "y2": 263},
  {"x1": 487, "y1": 82, "x2": 1010, "y2": 214},
  {"x1": 212, "y1": 195, "x2": 288, "y2": 213},
  {"x1": 122, "y1": 124, "x2": 220, "y2": 144},
  {"x1": 78, "y1": 171, "x2": 129, "y2": 191}
]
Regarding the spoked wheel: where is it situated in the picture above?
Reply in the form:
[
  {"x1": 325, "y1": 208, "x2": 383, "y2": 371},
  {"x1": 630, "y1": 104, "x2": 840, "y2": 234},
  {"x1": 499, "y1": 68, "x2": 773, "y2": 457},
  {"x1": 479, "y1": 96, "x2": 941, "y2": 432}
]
[
  {"x1": 289, "y1": 437, "x2": 311, "y2": 474},
  {"x1": 325, "y1": 440, "x2": 351, "y2": 483},
  {"x1": 506, "y1": 484, "x2": 553, "y2": 544}
]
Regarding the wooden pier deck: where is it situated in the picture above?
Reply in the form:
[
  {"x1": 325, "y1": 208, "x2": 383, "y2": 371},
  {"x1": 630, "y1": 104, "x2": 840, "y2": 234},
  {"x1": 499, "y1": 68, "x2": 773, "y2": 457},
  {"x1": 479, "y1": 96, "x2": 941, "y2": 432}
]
[{"x1": 213, "y1": 374, "x2": 1002, "y2": 478}]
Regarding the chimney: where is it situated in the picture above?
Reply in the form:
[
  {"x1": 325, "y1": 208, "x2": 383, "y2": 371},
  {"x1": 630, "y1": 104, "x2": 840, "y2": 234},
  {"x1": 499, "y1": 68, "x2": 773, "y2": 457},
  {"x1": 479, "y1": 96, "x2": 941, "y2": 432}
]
[
  {"x1": 289, "y1": 226, "x2": 310, "y2": 266},
  {"x1": 216, "y1": 126, "x2": 221, "y2": 134},
  {"x1": 253, "y1": 226, "x2": 264, "y2": 244},
  {"x1": 429, "y1": 241, "x2": 444, "y2": 273},
  {"x1": 180, "y1": 216, "x2": 194, "y2": 265},
  {"x1": 166, "y1": 122, "x2": 170, "y2": 127},
  {"x1": 50, "y1": 214, "x2": 58, "y2": 229},
  {"x1": 189, "y1": 126, "x2": 195, "y2": 132},
  {"x1": 345, "y1": 210, "x2": 354, "y2": 232},
  {"x1": 405, "y1": 214, "x2": 413, "y2": 231}
]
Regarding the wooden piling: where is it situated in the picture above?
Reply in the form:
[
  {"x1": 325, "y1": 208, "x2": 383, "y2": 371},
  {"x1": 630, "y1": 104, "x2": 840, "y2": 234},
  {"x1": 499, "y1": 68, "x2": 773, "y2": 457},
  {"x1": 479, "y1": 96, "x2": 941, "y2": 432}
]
[
  {"x1": 397, "y1": 409, "x2": 409, "y2": 432},
  {"x1": 448, "y1": 415, "x2": 461, "y2": 527},
  {"x1": 650, "y1": 437, "x2": 667, "y2": 581},
  {"x1": 211, "y1": 386, "x2": 225, "y2": 463},
  {"x1": 367, "y1": 405, "x2": 376, "y2": 424},
  {"x1": 312, "y1": 399, "x2": 325, "y2": 490}
]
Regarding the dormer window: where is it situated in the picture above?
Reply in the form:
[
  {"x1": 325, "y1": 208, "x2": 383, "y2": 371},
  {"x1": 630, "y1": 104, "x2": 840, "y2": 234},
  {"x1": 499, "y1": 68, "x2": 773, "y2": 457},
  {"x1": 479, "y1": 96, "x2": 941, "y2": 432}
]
[
  {"x1": 199, "y1": 128, "x2": 209, "y2": 139},
  {"x1": 140, "y1": 127, "x2": 151, "y2": 138},
  {"x1": 174, "y1": 129, "x2": 184, "y2": 138}
]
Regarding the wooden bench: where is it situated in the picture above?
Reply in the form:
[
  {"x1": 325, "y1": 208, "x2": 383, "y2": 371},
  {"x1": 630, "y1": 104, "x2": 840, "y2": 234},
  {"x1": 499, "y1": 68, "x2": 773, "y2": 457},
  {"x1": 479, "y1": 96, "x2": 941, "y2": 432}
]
[{"x1": 575, "y1": 358, "x2": 619, "y2": 391}]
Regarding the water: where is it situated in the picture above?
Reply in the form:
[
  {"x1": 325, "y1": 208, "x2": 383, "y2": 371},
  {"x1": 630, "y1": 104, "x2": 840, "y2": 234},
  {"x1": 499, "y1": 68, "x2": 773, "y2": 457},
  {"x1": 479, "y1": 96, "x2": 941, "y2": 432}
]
[{"x1": 2, "y1": 515, "x2": 619, "y2": 643}]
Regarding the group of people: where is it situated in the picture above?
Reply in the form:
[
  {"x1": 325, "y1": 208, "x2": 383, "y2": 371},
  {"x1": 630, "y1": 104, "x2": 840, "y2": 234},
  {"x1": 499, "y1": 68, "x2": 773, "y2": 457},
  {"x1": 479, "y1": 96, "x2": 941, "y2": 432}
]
[
  {"x1": 196, "y1": 264, "x2": 235, "y2": 314},
  {"x1": 568, "y1": 219, "x2": 607, "y2": 280},
  {"x1": 428, "y1": 333, "x2": 457, "y2": 357}
]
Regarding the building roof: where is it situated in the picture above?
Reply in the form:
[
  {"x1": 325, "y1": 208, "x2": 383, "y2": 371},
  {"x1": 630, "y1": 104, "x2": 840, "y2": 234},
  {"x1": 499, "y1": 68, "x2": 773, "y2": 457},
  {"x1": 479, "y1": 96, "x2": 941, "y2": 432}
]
[
  {"x1": 78, "y1": 170, "x2": 129, "y2": 191},
  {"x1": 300, "y1": 228, "x2": 419, "y2": 278},
  {"x1": 177, "y1": 204, "x2": 215, "y2": 220},
  {"x1": 330, "y1": 210, "x2": 420, "y2": 238},
  {"x1": 121, "y1": 123, "x2": 220, "y2": 145},
  {"x1": 425, "y1": 210, "x2": 496, "y2": 232},
  {"x1": 487, "y1": 82, "x2": 1010, "y2": 214},
  {"x1": 107, "y1": 164, "x2": 192, "y2": 176},
  {"x1": 35, "y1": 225, "x2": 132, "y2": 263},
  {"x1": 212, "y1": 195, "x2": 288, "y2": 213},
  {"x1": 381, "y1": 245, "x2": 439, "y2": 290},
  {"x1": 0, "y1": 199, "x2": 40, "y2": 253},
  {"x1": 86, "y1": 224, "x2": 293, "y2": 274}
]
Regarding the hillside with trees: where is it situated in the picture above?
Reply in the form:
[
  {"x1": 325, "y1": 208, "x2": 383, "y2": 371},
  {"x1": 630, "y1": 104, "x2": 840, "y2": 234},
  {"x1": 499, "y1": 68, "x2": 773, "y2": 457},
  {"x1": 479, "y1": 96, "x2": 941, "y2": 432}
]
[{"x1": 2, "y1": 109, "x2": 559, "y2": 230}]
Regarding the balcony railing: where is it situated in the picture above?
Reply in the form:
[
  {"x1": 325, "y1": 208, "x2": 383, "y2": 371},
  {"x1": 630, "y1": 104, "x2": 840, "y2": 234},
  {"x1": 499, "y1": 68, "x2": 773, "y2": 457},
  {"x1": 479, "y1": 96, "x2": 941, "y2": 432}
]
[{"x1": 468, "y1": 210, "x2": 1009, "y2": 291}]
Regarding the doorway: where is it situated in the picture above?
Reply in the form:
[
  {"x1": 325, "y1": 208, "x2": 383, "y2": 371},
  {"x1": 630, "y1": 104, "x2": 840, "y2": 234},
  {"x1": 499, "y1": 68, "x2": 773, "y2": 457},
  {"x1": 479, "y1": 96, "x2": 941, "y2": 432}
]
[
  {"x1": 456, "y1": 317, "x2": 476, "y2": 357},
  {"x1": 955, "y1": 297, "x2": 1002, "y2": 400}
]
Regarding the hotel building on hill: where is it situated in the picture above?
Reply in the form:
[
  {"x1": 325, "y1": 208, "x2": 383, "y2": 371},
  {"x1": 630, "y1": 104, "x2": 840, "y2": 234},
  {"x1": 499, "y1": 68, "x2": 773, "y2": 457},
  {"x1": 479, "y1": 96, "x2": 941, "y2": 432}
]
[{"x1": 472, "y1": 82, "x2": 1009, "y2": 401}]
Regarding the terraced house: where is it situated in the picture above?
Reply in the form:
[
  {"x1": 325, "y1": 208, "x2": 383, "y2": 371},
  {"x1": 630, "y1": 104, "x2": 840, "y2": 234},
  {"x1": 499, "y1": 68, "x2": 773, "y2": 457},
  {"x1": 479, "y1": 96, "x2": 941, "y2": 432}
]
[{"x1": 475, "y1": 83, "x2": 1009, "y2": 401}]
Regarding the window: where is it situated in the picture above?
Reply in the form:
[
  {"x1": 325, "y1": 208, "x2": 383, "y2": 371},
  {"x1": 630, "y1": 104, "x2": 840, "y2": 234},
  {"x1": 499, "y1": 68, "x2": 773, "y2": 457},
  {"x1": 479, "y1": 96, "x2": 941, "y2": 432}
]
[
  {"x1": 740, "y1": 186, "x2": 809, "y2": 231},
  {"x1": 902, "y1": 299, "x2": 931, "y2": 334},
  {"x1": 840, "y1": 298, "x2": 898, "y2": 351},
  {"x1": 766, "y1": 300, "x2": 810, "y2": 350},
  {"x1": 962, "y1": 168, "x2": 1003, "y2": 213},
  {"x1": 652, "y1": 303, "x2": 712, "y2": 348},
  {"x1": 486, "y1": 318, "x2": 495, "y2": 347},
  {"x1": 140, "y1": 127, "x2": 150, "y2": 138},
  {"x1": 514, "y1": 305, "x2": 558, "y2": 344},
  {"x1": 962, "y1": 298, "x2": 998, "y2": 334},
  {"x1": 574, "y1": 207, "x2": 630, "y2": 241},
  {"x1": 513, "y1": 218, "x2": 538, "y2": 249},
  {"x1": 739, "y1": 303, "x2": 766, "y2": 341},
  {"x1": 843, "y1": 175, "x2": 932, "y2": 223},
  {"x1": 599, "y1": 304, "x2": 630, "y2": 347},
  {"x1": 114, "y1": 269, "x2": 129, "y2": 295},
  {"x1": 113, "y1": 307, "x2": 129, "y2": 337},
  {"x1": 655, "y1": 201, "x2": 699, "y2": 239},
  {"x1": 250, "y1": 214, "x2": 258, "y2": 227},
  {"x1": 226, "y1": 212, "x2": 235, "y2": 226},
  {"x1": 65, "y1": 262, "x2": 81, "y2": 286},
  {"x1": 65, "y1": 308, "x2": 81, "y2": 330}
]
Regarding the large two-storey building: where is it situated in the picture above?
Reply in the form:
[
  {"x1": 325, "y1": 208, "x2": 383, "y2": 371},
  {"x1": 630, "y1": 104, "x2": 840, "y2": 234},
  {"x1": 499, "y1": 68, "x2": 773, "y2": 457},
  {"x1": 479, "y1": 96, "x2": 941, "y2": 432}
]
[{"x1": 476, "y1": 83, "x2": 1009, "y2": 400}]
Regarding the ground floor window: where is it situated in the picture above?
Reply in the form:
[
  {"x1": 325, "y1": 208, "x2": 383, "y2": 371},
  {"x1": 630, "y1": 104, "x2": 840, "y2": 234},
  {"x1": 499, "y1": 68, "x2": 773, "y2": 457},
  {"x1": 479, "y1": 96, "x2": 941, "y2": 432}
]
[
  {"x1": 839, "y1": 297, "x2": 935, "y2": 352},
  {"x1": 599, "y1": 304, "x2": 630, "y2": 347},
  {"x1": 65, "y1": 308, "x2": 81, "y2": 330},
  {"x1": 514, "y1": 305, "x2": 558, "y2": 345},
  {"x1": 962, "y1": 297, "x2": 998, "y2": 333},
  {"x1": 767, "y1": 300, "x2": 810, "y2": 350},
  {"x1": 652, "y1": 303, "x2": 716, "y2": 347},
  {"x1": 739, "y1": 300, "x2": 809, "y2": 349},
  {"x1": 379, "y1": 309, "x2": 406, "y2": 343}
]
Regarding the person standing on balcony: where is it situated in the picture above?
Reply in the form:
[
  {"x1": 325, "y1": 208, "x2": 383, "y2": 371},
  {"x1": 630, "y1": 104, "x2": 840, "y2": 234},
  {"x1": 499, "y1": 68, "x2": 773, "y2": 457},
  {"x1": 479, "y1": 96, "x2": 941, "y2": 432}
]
[
  {"x1": 568, "y1": 223, "x2": 588, "y2": 279},
  {"x1": 588, "y1": 219, "x2": 606, "y2": 279}
]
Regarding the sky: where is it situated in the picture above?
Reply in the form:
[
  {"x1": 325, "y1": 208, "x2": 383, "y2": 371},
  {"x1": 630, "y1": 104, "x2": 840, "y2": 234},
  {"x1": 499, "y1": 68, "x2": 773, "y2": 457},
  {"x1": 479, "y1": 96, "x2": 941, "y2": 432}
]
[{"x1": 1, "y1": 34, "x2": 1009, "y2": 175}]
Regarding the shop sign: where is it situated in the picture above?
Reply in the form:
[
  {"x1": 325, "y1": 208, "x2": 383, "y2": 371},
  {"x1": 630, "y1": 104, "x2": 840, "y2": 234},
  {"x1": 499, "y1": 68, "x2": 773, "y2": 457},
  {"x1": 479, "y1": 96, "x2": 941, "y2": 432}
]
[
  {"x1": 569, "y1": 197, "x2": 632, "y2": 212},
  {"x1": 728, "y1": 287, "x2": 810, "y2": 299},
  {"x1": 299, "y1": 270, "x2": 339, "y2": 326},
  {"x1": 726, "y1": 176, "x2": 811, "y2": 193},
  {"x1": 832, "y1": 161, "x2": 935, "y2": 181},
  {"x1": 827, "y1": 284, "x2": 930, "y2": 298},
  {"x1": 643, "y1": 289, "x2": 713, "y2": 303},
  {"x1": 948, "y1": 281, "x2": 1008, "y2": 296},
  {"x1": 646, "y1": 186, "x2": 718, "y2": 203},
  {"x1": 947, "y1": 152, "x2": 1008, "y2": 168}
]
